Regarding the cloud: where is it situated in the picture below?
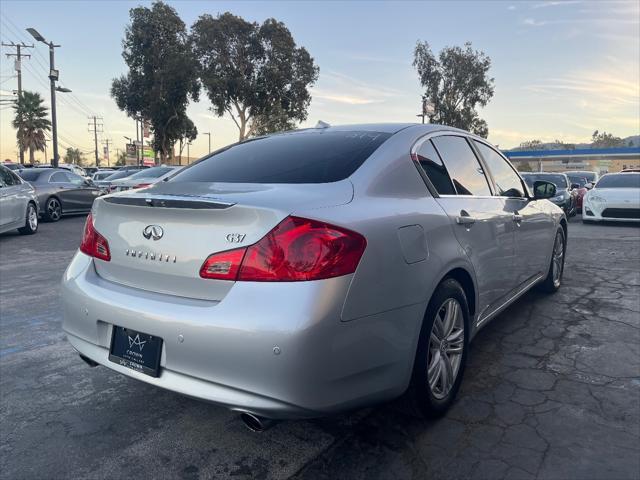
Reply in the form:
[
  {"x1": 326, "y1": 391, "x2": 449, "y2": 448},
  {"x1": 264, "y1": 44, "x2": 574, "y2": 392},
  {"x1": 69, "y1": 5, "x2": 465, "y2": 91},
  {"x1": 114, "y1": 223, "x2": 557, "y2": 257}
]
[
  {"x1": 532, "y1": 1, "x2": 582, "y2": 9},
  {"x1": 507, "y1": 5, "x2": 517, "y2": 11},
  {"x1": 310, "y1": 70, "x2": 402, "y2": 106}
]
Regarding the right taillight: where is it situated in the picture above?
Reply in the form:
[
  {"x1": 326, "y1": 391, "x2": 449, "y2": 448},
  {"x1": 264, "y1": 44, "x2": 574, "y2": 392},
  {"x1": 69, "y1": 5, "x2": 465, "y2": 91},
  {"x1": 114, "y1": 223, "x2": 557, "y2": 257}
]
[
  {"x1": 79, "y1": 213, "x2": 111, "y2": 261},
  {"x1": 199, "y1": 216, "x2": 366, "y2": 282}
]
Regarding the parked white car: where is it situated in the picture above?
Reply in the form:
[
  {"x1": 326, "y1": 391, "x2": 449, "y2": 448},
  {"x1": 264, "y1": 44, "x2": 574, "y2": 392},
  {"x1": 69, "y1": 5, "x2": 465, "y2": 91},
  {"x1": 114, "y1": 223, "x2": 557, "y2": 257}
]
[{"x1": 583, "y1": 172, "x2": 640, "y2": 223}]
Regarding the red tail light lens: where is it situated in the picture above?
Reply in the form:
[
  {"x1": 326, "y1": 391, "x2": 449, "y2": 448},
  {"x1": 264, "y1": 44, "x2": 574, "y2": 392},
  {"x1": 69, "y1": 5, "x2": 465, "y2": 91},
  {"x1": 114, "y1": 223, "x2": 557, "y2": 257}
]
[
  {"x1": 199, "y1": 216, "x2": 366, "y2": 282},
  {"x1": 79, "y1": 213, "x2": 111, "y2": 261},
  {"x1": 200, "y1": 248, "x2": 246, "y2": 280},
  {"x1": 134, "y1": 183, "x2": 151, "y2": 189}
]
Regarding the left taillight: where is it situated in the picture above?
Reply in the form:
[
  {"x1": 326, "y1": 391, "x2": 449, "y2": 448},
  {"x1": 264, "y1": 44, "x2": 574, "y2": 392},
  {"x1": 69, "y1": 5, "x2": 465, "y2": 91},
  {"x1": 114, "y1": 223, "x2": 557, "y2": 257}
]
[{"x1": 79, "y1": 213, "x2": 111, "y2": 261}]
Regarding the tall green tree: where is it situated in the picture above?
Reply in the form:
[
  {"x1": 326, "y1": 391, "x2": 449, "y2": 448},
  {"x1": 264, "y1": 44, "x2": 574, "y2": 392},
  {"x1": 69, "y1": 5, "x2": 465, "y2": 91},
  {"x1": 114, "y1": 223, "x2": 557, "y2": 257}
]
[
  {"x1": 413, "y1": 41, "x2": 494, "y2": 138},
  {"x1": 591, "y1": 130, "x2": 625, "y2": 148},
  {"x1": 12, "y1": 91, "x2": 51, "y2": 164},
  {"x1": 111, "y1": 1, "x2": 199, "y2": 162},
  {"x1": 191, "y1": 12, "x2": 319, "y2": 141},
  {"x1": 64, "y1": 147, "x2": 86, "y2": 166}
]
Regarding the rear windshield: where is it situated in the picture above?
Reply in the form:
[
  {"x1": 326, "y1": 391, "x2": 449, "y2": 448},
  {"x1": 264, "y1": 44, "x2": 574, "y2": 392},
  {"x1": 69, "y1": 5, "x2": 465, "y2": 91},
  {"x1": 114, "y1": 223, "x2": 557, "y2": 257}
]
[
  {"x1": 596, "y1": 174, "x2": 640, "y2": 188},
  {"x1": 567, "y1": 175, "x2": 587, "y2": 187},
  {"x1": 104, "y1": 171, "x2": 133, "y2": 181},
  {"x1": 522, "y1": 174, "x2": 567, "y2": 189},
  {"x1": 172, "y1": 130, "x2": 392, "y2": 184},
  {"x1": 129, "y1": 167, "x2": 174, "y2": 179},
  {"x1": 18, "y1": 170, "x2": 45, "y2": 181}
]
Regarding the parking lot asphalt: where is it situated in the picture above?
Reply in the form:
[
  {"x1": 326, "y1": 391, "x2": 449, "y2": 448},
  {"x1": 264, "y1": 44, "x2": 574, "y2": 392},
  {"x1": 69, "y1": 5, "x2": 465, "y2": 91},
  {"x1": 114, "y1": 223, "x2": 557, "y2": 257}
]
[{"x1": 1, "y1": 214, "x2": 639, "y2": 480}]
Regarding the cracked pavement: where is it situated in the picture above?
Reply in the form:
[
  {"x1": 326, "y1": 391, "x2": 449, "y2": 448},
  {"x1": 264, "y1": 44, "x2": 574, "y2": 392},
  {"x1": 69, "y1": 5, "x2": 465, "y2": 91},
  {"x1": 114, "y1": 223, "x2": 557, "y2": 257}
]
[{"x1": 1, "y1": 215, "x2": 638, "y2": 479}]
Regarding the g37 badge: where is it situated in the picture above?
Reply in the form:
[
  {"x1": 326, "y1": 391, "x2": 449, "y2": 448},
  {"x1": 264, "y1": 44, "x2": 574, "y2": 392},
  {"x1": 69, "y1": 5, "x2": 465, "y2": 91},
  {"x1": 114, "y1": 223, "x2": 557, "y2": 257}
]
[{"x1": 226, "y1": 233, "x2": 246, "y2": 243}]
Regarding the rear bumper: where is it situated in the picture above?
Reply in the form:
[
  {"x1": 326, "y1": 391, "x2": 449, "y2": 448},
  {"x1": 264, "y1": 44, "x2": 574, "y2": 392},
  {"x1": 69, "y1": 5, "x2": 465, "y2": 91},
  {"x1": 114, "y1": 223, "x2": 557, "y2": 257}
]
[{"x1": 61, "y1": 252, "x2": 423, "y2": 419}]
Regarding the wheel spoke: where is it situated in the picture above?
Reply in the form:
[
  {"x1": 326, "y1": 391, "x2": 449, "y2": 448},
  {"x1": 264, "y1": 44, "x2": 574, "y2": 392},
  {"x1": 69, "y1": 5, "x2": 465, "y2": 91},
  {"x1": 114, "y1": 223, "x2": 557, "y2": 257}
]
[
  {"x1": 441, "y1": 353, "x2": 454, "y2": 392},
  {"x1": 428, "y1": 352, "x2": 442, "y2": 390}
]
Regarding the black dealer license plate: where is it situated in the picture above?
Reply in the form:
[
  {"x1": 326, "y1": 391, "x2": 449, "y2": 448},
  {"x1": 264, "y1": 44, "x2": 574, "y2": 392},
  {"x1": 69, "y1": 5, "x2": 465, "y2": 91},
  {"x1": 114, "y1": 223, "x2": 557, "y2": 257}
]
[{"x1": 109, "y1": 326, "x2": 163, "y2": 377}]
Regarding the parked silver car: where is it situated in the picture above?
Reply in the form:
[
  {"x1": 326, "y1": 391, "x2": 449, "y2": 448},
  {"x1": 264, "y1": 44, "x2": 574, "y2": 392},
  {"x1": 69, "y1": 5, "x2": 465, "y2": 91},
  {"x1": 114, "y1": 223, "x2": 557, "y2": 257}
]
[
  {"x1": 18, "y1": 168, "x2": 103, "y2": 222},
  {"x1": 61, "y1": 124, "x2": 566, "y2": 428},
  {"x1": 0, "y1": 164, "x2": 39, "y2": 235}
]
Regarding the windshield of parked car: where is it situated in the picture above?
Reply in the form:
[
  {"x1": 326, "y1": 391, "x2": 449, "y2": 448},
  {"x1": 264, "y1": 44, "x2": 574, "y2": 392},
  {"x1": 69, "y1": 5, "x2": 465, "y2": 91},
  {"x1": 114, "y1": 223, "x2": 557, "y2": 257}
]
[
  {"x1": 127, "y1": 166, "x2": 174, "y2": 180},
  {"x1": 18, "y1": 170, "x2": 46, "y2": 181},
  {"x1": 567, "y1": 175, "x2": 587, "y2": 187},
  {"x1": 172, "y1": 130, "x2": 392, "y2": 184},
  {"x1": 596, "y1": 174, "x2": 640, "y2": 188},
  {"x1": 103, "y1": 171, "x2": 133, "y2": 181},
  {"x1": 522, "y1": 174, "x2": 568, "y2": 190}
]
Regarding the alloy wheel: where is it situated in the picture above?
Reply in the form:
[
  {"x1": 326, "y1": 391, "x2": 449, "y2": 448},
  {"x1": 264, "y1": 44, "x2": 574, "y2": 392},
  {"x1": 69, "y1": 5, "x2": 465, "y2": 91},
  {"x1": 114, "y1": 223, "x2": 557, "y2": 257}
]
[
  {"x1": 48, "y1": 199, "x2": 61, "y2": 221},
  {"x1": 427, "y1": 298, "x2": 465, "y2": 400},
  {"x1": 28, "y1": 205, "x2": 38, "y2": 230},
  {"x1": 552, "y1": 231, "x2": 564, "y2": 287}
]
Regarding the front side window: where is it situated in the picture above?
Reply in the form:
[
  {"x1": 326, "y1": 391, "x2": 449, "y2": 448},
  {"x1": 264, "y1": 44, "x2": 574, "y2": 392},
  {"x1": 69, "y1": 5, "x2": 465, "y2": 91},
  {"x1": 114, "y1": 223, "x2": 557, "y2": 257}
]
[
  {"x1": 431, "y1": 136, "x2": 492, "y2": 196},
  {"x1": 66, "y1": 173, "x2": 85, "y2": 186},
  {"x1": 414, "y1": 140, "x2": 456, "y2": 195},
  {"x1": 474, "y1": 141, "x2": 525, "y2": 197},
  {"x1": 49, "y1": 172, "x2": 68, "y2": 183}
]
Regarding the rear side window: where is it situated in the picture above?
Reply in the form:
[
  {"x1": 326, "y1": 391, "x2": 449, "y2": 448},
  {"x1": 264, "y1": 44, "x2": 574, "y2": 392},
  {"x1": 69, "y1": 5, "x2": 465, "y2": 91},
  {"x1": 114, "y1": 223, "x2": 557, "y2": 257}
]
[
  {"x1": 432, "y1": 136, "x2": 492, "y2": 196},
  {"x1": 414, "y1": 140, "x2": 455, "y2": 195},
  {"x1": 474, "y1": 141, "x2": 525, "y2": 198},
  {"x1": 172, "y1": 130, "x2": 392, "y2": 184}
]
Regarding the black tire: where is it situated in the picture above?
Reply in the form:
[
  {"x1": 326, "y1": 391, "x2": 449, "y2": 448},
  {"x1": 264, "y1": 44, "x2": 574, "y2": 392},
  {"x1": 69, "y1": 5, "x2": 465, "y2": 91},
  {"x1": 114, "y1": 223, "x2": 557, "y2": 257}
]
[
  {"x1": 43, "y1": 197, "x2": 62, "y2": 222},
  {"x1": 17, "y1": 202, "x2": 38, "y2": 235},
  {"x1": 401, "y1": 278, "x2": 470, "y2": 418},
  {"x1": 538, "y1": 227, "x2": 566, "y2": 293}
]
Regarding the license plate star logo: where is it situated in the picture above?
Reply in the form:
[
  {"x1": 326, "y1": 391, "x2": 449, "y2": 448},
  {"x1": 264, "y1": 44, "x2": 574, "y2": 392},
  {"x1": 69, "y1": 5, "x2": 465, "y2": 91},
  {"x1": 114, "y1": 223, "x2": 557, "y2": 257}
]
[{"x1": 128, "y1": 334, "x2": 146, "y2": 351}]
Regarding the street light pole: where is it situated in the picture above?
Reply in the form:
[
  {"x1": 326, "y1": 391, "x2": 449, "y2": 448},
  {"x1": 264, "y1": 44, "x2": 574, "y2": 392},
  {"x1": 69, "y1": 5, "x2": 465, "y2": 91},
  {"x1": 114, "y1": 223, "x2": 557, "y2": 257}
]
[
  {"x1": 203, "y1": 132, "x2": 211, "y2": 153},
  {"x1": 27, "y1": 28, "x2": 67, "y2": 168}
]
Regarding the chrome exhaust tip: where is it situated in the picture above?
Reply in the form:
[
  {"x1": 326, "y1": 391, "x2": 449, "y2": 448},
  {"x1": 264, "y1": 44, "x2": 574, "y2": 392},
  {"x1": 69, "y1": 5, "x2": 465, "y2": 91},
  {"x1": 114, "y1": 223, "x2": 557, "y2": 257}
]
[{"x1": 239, "y1": 412, "x2": 276, "y2": 432}]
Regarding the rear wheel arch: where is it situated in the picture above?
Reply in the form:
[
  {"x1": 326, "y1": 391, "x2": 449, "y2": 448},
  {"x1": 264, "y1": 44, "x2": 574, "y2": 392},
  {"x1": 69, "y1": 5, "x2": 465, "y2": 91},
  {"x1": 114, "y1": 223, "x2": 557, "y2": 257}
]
[{"x1": 442, "y1": 267, "x2": 476, "y2": 320}]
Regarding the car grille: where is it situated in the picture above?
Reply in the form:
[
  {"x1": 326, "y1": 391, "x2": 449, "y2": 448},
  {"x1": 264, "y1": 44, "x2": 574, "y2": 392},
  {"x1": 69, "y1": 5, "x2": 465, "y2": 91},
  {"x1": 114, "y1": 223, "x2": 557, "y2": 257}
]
[{"x1": 601, "y1": 208, "x2": 640, "y2": 219}]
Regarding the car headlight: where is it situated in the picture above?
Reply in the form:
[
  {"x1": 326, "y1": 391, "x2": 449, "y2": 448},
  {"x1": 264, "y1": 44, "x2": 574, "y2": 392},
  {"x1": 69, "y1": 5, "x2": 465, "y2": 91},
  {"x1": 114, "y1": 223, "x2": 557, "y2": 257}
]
[{"x1": 589, "y1": 195, "x2": 606, "y2": 204}]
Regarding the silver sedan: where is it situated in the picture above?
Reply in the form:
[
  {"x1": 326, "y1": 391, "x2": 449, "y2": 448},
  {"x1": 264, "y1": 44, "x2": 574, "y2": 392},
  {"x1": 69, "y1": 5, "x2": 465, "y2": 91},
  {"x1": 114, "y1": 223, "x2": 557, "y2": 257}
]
[
  {"x1": 0, "y1": 164, "x2": 39, "y2": 235},
  {"x1": 61, "y1": 124, "x2": 566, "y2": 429}
]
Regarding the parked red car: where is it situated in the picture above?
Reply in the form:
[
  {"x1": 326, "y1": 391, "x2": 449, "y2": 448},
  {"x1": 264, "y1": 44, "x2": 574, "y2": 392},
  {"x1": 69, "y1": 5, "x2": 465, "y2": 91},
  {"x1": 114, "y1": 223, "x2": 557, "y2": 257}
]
[{"x1": 566, "y1": 174, "x2": 589, "y2": 213}]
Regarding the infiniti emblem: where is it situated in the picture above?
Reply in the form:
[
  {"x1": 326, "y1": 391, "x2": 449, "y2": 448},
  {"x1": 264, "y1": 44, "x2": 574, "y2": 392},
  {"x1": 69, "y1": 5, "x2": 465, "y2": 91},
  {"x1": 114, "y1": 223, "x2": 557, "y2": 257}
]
[{"x1": 143, "y1": 224, "x2": 164, "y2": 241}]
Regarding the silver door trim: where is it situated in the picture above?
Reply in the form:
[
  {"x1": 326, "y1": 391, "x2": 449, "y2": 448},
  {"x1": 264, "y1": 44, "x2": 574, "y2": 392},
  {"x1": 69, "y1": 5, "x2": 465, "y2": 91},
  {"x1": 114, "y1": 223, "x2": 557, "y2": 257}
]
[{"x1": 476, "y1": 273, "x2": 544, "y2": 329}]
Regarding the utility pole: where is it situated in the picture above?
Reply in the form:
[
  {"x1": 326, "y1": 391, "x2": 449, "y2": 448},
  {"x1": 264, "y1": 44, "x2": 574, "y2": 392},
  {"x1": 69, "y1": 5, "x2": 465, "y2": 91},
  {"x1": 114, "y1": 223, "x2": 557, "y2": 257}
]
[
  {"x1": 101, "y1": 138, "x2": 112, "y2": 167},
  {"x1": 203, "y1": 131, "x2": 211, "y2": 153},
  {"x1": 27, "y1": 28, "x2": 71, "y2": 168},
  {"x1": 88, "y1": 116, "x2": 103, "y2": 167},
  {"x1": 2, "y1": 41, "x2": 33, "y2": 164},
  {"x1": 186, "y1": 141, "x2": 191, "y2": 164}
]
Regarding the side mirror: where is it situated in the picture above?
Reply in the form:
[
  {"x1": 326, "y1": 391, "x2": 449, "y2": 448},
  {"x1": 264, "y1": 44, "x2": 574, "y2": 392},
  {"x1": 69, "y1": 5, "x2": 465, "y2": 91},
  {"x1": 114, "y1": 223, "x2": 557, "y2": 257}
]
[
  {"x1": 570, "y1": 183, "x2": 580, "y2": 190},
  {"x1": 533, "y1": 180, "x2": 557, "y2": 200}
]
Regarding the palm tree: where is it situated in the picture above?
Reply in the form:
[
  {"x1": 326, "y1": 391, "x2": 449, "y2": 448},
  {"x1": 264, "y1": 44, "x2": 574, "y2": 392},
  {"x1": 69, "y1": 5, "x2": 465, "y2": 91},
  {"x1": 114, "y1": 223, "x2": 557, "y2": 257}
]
[
  {"x1": 64, "y1": 147, "x2": 85, "y2": 166},
  {"x1": 12, "y1": 91, "x2": 51, "y2": 164}
]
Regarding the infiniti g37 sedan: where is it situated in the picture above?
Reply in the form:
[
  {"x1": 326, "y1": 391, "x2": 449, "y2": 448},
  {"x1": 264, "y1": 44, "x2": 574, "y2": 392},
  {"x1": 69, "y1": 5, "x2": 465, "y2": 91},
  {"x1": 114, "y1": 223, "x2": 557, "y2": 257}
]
[
  {"x1": 0, "y1": 164, "x2": 39, "y2": 235},
  {"x1": 61, "y1": 124, "x2": 567, "y2": 426}
]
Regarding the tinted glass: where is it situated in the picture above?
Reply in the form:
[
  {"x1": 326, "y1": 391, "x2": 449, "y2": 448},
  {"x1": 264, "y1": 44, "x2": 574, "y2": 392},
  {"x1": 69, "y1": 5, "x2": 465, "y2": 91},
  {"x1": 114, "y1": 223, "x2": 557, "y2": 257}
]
[
  {"x1": 49, "y1": 172, "x2": 68, "y2": 183},
  {"x1": 521, "y1": 174, "x2": 567, "y2": 190},
  {"x1": 474, "y1": 141, "x2": 524, "y2": 197},
  {"x1": 66, "y1": 172, "x2": 85, "y2": 185},
  {"x1": 173, "y1": 130, "x2": 392, "y2": 184},
  {"x1": 17, "y1": 170, "x2": 44, "y2": 181},
  {"x1": 129, "y1": 167, "x2": 174, "y2": 179},
  {"x1": 431, "y1": 136, "x2": 491, "y2": 196},
  {"x1": 414, "y1": 140, "x2": 455, "y2": 194},
  {"x1": 0, "y1": 166, "x2": 14, "y2": 186},
  {"x1": 104, "y1": 171, "x2": 133, "y2": 181},
  {"x1": 567, "y1": 175, "x2": 587, "y2": 187},
  {"x1": 94, "y1": 172, "x2": 114, "y2": 180},
  {"x1": 596, "y1": 174, "x2": 640, "y2": 188}
]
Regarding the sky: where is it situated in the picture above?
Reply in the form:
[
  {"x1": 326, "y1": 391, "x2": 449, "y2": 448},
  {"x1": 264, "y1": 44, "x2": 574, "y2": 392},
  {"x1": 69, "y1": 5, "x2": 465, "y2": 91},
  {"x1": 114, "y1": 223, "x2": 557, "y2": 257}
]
[{"x1": 0, "y1": 0, "x2": 638, "y2": 163}]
